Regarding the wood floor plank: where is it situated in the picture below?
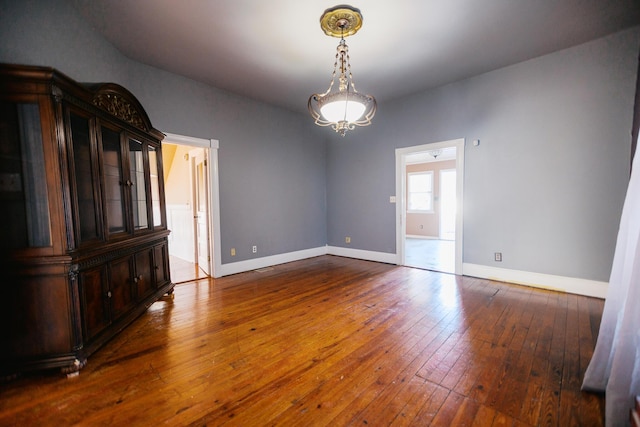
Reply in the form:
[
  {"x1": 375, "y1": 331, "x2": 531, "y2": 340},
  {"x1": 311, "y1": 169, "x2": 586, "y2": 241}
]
[
  {"x1": 520, "y1": 380, "x2": 545, "y2": 426},
  {"x1": 577, "y1": 296, "x2": 604, "y2": 425},
  {"x1": 214, "y1": 270, "x2": 443, "y2": 425},
  {"x1": 332, "y1": 315, "x2": 461, "y2": 424},
  {"x1": 0, "y1": 256, "x2": 605, "y2": 426},
  {"x1": 270, "y1": 299, "x2": 448, "y2": 424},
  {"x1": 429, "y1": 390, "x2": 467, "y2": 425},
  {"x1": 471, "y1": 404, "x2": 498, "y2": 426},
  {"x1": 409, "y1": 382, "x2": 451, "y2": 425},
  {"x1": 388, "y1": 377, "x2": 439, "y2": 426}
]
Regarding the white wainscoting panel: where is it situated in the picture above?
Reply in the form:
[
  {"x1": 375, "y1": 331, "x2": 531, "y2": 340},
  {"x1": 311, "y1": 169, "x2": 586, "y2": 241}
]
[{"x1": 167, "y1": 204, "x2": 195, "y2": 262}]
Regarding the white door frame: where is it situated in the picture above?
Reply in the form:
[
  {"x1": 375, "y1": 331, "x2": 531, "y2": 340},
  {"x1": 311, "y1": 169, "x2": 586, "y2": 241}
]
[
  {"x1": 191, "y1": 148, "x2": 210, "y2": 275},
  {"x1": 395, "y1": 138, "x2": 465, "y2": 274},
  {"x1": 439, "y1": 168, "x2": 457, "y2": 240},
  {"x1": 163, "y1": 132, "x2": 222, "y2": 278}
]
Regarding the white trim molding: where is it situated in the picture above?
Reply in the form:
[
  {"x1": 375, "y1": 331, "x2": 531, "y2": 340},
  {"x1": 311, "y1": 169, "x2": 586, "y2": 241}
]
[
  {"x1": 215, "y1": 246, "x2": 607, "y2": 299},
  {"x1": 396, "y1": 139, "x2": 465, "y2": 275},
  {"x1": 163, "y1": 132, "x2": 221, "y2": 278},
  {"x1": 218, "y1": 247, "x2": 327, "y2": 277},
  {"x1": 208, "y1": 140, "x2": 222, "y2": 278},
  {"x1": 217, "y1": 246, "x2": 397, "y2": 277},
  {"x1": 327, "y1": 246, "x2": 397, "y2": 264},
  {"x1": 463, "y1": 263, "x2": 608, "y2": 299},
  {"x1": 163, "y1": 132, "x2": 213, "y2": 148}
]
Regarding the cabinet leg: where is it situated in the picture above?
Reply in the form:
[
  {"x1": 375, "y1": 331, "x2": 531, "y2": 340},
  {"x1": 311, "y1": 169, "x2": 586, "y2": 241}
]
[{"x1": 61, "y1": 358, "x2": 86, "y2": 377}]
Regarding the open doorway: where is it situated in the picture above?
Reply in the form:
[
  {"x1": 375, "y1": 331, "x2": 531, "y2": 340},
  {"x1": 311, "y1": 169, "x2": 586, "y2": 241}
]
[
  {"x1": 162, "y1": 133, "x2": 220, "y2": 283},
  {"x1": 395, "y1": 139, "x2": 464, "y2": 274}
]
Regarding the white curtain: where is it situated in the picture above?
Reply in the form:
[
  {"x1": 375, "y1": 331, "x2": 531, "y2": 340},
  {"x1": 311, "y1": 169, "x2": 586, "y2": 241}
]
[{"x1": 582, "y1": 143, "x2": 640, "y2": 426}]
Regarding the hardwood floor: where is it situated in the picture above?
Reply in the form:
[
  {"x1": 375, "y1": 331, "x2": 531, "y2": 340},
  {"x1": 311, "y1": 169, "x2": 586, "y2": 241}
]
[{"x1": 0, "y1": 255, "x2": 604, "y2": 426}]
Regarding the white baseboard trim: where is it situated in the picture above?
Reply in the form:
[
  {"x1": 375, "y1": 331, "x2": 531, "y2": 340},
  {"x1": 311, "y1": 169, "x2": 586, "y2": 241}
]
[
  {"x1": 327, "y1": 246, "x2": 398, "y2": 264},
  {"x1": 217, "y1": 246, "x2": 327, "y2": 277},
  {"x1": 406, "y1": 235, "x2": 439, "y2": 239},
  {"x1": 463, "y1": 263, "x2": 608, "y2": 299},
  {"x1": 217, "y1": 246, "x2": 396, "y2": 277},
  {"x1": 217, "y1": 249, "x2": 606, "y2": 299}
]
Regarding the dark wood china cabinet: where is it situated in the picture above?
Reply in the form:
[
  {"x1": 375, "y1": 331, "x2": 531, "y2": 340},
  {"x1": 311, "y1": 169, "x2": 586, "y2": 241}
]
[{"x1": 0, "y1": 64, "x2": 173, "y2": 377}]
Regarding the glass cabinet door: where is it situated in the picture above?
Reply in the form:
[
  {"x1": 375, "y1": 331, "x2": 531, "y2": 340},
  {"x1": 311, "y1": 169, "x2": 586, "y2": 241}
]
[
  {"x1": 0, "y1": 101, "x2": 51, "y2": 250},
  {"x1": 101, "y1": 126, "x2": 126, "y2": 235},
  {"x1": 148, "y1": 145, "x2": 162, "y2": 228},
  {"x1": 128, "y1": 138, "x2": 148, "y2": 231},
  {"x1": 69, "y1": 111, "x2": 101, "y2": 245}
]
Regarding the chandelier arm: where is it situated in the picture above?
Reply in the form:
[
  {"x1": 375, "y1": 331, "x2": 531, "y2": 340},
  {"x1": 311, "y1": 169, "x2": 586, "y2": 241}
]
[
  {"x1": 307, "y1": 94, "x2": 333, "y2": 127},
  {"x1": 351, "y1": 96, "x2": 377, "y2": 126},
  {"x1": 319, "y1": 80, "x2": 335, "y2": 98}
]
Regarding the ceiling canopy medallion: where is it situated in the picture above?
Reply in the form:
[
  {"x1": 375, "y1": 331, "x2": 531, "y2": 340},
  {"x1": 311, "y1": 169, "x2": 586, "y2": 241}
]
[{"x1": 319, "y1": 5, "x2": 363, "y2": 38}]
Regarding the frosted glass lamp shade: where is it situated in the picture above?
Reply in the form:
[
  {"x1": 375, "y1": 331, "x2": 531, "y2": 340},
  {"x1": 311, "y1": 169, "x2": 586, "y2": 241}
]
[
  {"x1": 308, "y1": 88, "x2": 376, "y2": 136},
  {"x1": 320, "y1": 98, "x2": 366, "y2": 123}
]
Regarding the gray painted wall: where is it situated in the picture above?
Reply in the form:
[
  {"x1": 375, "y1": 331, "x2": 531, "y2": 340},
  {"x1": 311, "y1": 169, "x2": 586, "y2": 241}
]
[
  {"x1": 327, "y1": 27, "x2": 640, "y2": 282},
  {"x1": 0, "y1": 0, "x2": 328, "y2": 264},
  {"x1": 2, "y1": 0, "x2": 638, "y2": 282}
]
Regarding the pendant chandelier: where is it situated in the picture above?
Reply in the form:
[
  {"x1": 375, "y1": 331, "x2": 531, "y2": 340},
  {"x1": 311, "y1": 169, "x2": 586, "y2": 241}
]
[{"x1": 308, "y1": 5, "x2": 376, "y2": 136}]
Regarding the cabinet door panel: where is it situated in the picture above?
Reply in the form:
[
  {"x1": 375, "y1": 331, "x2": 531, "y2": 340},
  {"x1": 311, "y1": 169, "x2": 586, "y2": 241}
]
[
  {"x1": 0, "y1": 101, "x2": 52, "y2": 250},
  {"x1": 69, "y1": 111, "x2": 101, "y2": 244},
  {"x1": 79, "y1": 265, "x2": 110, "y2": 340},
  {"x1": 135, "y1": 248, "x2": 154, "y2": 301},
  {"x1": 128, "y1": 138, "x2": 148, "y2": 231},
  {"x1": 0, "y1": 101, "x2": 32, "y2": 249},
  {"x1": 108, "y1": 257, "x2": 135, "y2": 319},
  {"x1": 148, "y1": 145, "x2": 163, "y2": 228},
  {"x1": 101, "y1": 126, "x2": 127, "y2": 236},
  {"x1": 153, "y1": 243, "x2": 170, "y2": 287}
]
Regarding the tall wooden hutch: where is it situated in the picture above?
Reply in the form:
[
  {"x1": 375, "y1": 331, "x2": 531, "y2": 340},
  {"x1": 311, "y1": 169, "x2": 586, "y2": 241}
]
[{"x1": 0, "y1": 64, "x2": 174, "y2": 376}]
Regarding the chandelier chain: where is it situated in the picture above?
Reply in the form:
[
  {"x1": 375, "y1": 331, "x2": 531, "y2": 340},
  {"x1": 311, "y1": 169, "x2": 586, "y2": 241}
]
[{"x1": 346, "y1": 46, "x2": 357, "y2": 93}]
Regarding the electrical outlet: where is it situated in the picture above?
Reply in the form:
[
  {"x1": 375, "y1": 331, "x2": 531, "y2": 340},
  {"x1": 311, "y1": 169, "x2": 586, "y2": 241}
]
[
  {"x1": 345, "y1": 237, "x2": 351, "y2": 244},
  {"x1": 494, "y1": 252, "x2": 502, "y2": 262},
  {"x1": 231, "y1": 248, "x2": 236, "y2": 256},
  {"x1": 252, "y1": 245, "x2": 257, "y2": 253}
]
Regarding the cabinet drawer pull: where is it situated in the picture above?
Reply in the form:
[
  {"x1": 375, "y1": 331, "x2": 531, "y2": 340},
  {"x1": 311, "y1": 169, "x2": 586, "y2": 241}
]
[
  {"x1": 139, "y1": 275, "x2": 144, "y2": 281},
  {"x1": 106, "y1": 291, "x2": 112, "y2": 298},
  {"x1": 133, "y1": 277, "x2": 138, "y2": 283}
]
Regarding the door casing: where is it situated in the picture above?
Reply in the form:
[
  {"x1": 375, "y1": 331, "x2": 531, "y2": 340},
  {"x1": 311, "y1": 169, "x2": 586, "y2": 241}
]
[{"x1": 395, "y1": 138, "x2": 465, "y2": 274}]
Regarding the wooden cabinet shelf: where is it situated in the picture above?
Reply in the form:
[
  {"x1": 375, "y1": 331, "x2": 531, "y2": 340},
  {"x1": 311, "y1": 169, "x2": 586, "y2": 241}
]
[{"x1": 0, "y1": 64, "x2": 174, "y2": 377}]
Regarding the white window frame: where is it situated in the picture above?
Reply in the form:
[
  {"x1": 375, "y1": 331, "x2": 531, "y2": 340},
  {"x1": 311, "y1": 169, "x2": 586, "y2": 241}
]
[{"x1": 407, "y1": 171, "x2": 434, "y2": 213}]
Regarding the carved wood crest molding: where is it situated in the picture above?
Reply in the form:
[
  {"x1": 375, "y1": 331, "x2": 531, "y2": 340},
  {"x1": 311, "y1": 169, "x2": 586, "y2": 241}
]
[
  {"x1": 92, "y1": 93, "x2": 146, "y2": 131},
  {"x1": 86, "y1": 82, "x2": 155, "y2": 133}
]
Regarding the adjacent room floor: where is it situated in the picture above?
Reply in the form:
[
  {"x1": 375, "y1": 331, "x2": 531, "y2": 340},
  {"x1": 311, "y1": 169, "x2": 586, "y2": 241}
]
[
  {"x1": 169, "y1": 255, "x2": 209, "y2": 283},
  {"x1": 405, "y1": 237, "x2": 455, "y2": 274}
]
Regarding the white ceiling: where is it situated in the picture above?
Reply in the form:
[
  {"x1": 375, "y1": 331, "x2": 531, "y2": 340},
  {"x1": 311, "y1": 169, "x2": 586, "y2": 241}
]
[{"x1": 72, "y1": 0, "x2": 640, "y2": 114}]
